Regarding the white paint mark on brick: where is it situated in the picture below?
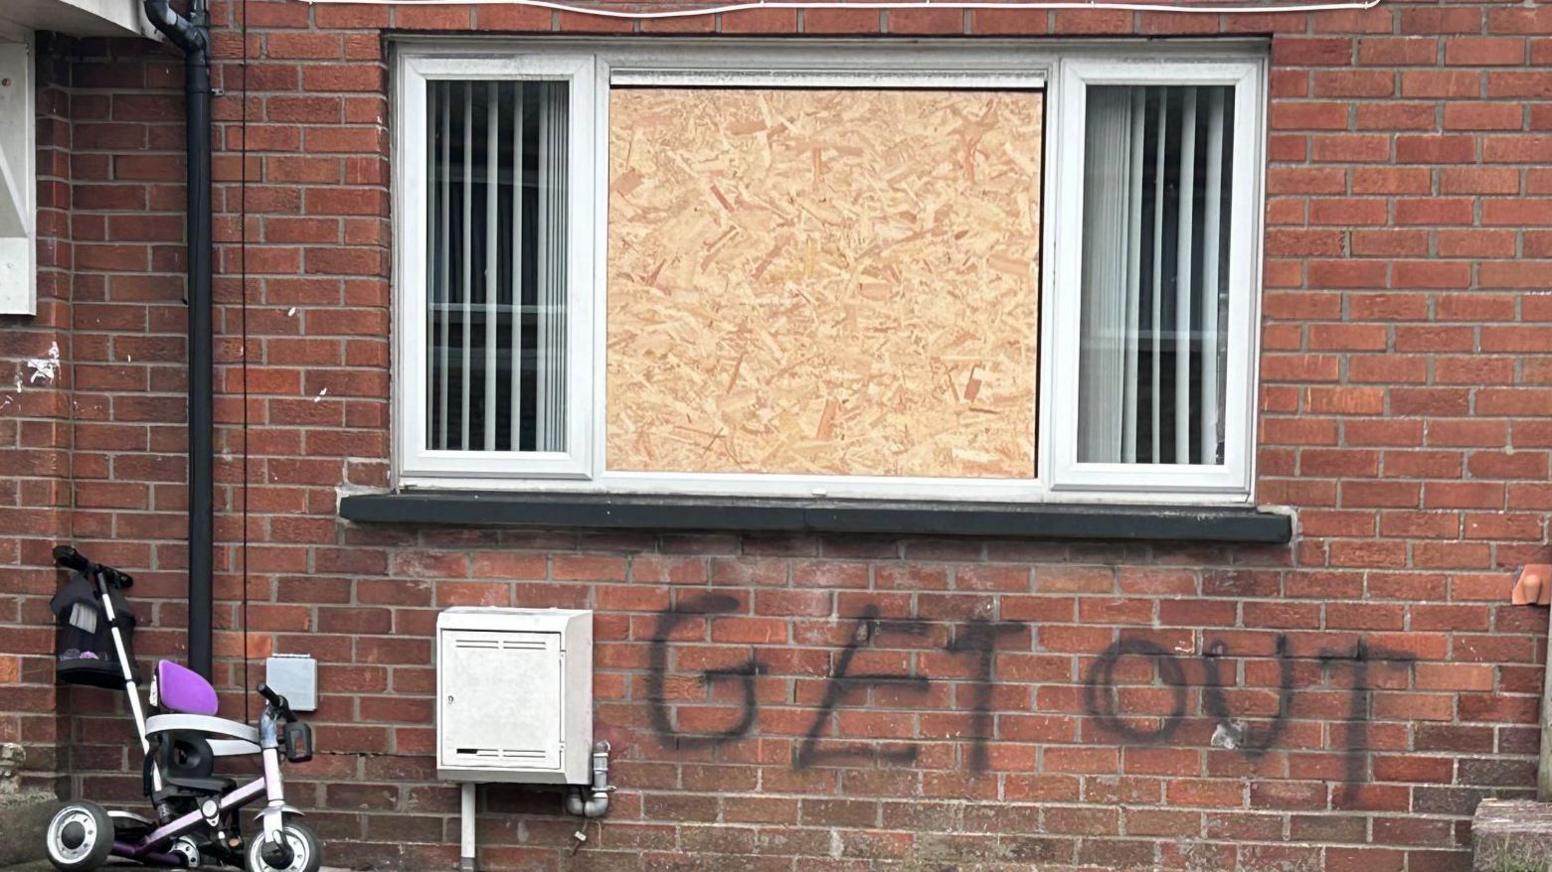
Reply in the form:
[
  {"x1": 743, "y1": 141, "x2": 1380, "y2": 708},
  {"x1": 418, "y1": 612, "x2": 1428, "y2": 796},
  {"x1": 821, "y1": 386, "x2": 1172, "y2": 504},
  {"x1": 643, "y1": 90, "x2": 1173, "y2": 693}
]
[
  {"x1": 25, "y1": 342, "x2": 60, "y2": 385},
  {"x1": 1211, "y1": 721, "x2": 1243, "y2": 751}
]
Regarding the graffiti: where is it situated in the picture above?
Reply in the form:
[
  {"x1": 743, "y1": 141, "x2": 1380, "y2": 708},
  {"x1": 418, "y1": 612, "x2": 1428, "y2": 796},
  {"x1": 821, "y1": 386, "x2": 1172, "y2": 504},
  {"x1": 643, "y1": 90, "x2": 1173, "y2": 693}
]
[
  {"x1": 1081, "y1": 635, "x2": 1296, "y2": 754},
  {"x1": 646, "y1": 594, "x2": 762, "y2": 750},
  {"x1": 1083, "y1": 638, "x2": 1188, "y2": 744},
  {"x1": 1079, "y1": 634, "x2": 1412, "y2": 778},
  {"x1": 1319, "y1": 639, "x2": 1416, "y2": 792},
  {"x1": 1200, "y1": 636, "x2": 1293, "y2": 759},
  {"x1": 646, "y1": 600, "x2": 1416, "y2": 783},
  {"x1": 796, "y1": 607, "x2": 930, "y2": 768},
  {"x1": 947, "y1": 619, "x2": 1027, "y2": 773}
]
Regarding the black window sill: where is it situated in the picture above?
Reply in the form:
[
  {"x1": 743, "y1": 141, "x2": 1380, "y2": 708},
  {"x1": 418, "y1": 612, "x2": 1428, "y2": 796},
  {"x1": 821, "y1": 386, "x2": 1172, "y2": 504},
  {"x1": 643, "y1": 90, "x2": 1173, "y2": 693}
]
[{"x1": 338, "y1": 491, "x2": 1292, "y2": 543}]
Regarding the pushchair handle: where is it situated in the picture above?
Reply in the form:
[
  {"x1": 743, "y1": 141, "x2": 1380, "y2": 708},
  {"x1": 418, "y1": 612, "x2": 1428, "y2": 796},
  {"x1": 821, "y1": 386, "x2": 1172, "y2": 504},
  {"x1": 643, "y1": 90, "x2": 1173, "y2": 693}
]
[
  {"x1": 52, "y1": 544, "x2": 134, "y2": 589},
  {"x1": 52, "y1": 545, "x2": 89, "y2": 573}
]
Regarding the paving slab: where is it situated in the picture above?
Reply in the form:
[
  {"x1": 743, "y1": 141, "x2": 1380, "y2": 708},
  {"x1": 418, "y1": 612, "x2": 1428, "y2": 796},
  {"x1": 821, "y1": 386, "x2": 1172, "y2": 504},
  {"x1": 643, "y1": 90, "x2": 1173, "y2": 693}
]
[
  {"x1": 0, "y1": 793, "x2": 55, "y2": 867},
  {"x1": 1475, "y1": 798, "x2": 1552, "y2": 872}
]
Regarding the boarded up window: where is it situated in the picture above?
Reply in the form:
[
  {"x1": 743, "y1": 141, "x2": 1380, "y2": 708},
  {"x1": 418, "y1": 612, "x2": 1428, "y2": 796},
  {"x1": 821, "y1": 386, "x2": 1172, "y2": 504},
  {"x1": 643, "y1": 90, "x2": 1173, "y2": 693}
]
[{"x1": 606, "y1": 88, "x2": 1043, "y2": 478}]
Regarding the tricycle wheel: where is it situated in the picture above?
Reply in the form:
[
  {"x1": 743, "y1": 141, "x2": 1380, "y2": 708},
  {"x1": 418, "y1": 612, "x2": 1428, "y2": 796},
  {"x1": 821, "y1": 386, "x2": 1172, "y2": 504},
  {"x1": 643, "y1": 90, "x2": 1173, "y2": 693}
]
[
  {"x1": 246, "y1": 822, "x2": 320, "y2": 872},
  {"x1": 45, "y1": 802, "x2": 114, "y2": 871},
  {"x1": 170, "y1": 836, "x2": 203, "y2": 867}
]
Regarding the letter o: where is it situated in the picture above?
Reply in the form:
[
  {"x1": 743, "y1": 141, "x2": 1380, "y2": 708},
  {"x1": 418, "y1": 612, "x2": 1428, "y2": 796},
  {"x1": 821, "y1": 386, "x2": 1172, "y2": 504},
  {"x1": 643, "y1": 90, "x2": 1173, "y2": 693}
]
[{"x1": 1083, "y1": 638, "x2": 1187, "y2": 743}]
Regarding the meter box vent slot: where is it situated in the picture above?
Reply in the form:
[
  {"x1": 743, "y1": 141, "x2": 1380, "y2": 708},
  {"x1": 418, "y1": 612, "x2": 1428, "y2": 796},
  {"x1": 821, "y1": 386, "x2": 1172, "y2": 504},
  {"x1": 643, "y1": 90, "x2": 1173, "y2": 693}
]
[{"x1": 436, "y1": 608, "x2": 593, "y2": 786}]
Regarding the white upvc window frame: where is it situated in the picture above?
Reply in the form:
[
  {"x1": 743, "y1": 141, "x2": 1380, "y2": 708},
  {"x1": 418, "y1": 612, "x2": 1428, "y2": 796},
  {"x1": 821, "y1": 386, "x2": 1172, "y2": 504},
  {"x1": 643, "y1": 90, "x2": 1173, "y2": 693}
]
[
  {"x1": 1047, "y1": 56, "x2": 1267, "y2": 498},
  {"x1": 391, "y1": 40, "x2": 1267, "y2": 506},
  {"x1": 394, "y1": 51, "x2": 600, "y2": 480}
]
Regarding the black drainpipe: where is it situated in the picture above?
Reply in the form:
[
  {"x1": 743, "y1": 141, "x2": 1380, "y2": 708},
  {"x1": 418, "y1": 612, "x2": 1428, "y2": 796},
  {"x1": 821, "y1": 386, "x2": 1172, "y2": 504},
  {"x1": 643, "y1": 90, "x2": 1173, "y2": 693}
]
[{"x1": 143, "y1": 0, "x2": 214, "y2": 680}]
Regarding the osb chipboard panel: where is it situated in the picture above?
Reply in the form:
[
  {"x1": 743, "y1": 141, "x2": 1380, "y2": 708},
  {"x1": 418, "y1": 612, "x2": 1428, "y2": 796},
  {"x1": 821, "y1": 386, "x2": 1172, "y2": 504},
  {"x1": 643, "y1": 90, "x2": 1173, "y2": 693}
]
[{"x1": 607, "y1": 88, "x2": 1042, "y2": 478}]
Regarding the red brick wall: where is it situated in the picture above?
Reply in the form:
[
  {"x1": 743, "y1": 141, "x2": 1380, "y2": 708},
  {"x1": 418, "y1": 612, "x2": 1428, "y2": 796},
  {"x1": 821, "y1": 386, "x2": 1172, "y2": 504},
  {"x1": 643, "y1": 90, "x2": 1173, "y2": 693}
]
[
  {"x1": 2, "y1": 2, "x2": 1550, "y2": 870},
  {"x1": 1, "y1": 32, "x2": 94, "y2": 791}
]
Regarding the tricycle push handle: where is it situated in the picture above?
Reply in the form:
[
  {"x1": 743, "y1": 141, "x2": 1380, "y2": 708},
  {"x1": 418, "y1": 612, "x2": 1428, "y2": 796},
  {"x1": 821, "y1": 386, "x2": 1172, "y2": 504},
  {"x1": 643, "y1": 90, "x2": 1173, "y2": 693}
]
[
  {"x1": 52, "y1": 545, "x2": 89, "y2": 573},
  {"x1": 51, "y1": 544, "x2": 134, "y2": 588}
]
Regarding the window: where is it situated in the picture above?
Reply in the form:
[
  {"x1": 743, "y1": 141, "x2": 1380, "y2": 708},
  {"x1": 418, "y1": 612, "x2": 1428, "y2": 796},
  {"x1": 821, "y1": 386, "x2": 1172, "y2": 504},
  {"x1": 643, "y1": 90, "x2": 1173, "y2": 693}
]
[
  {"x1": 393, "y1": 44, "x2": 1266, "y2": 504},
  {"x1": 397, "y1": 54, "x2": 597, "y2": 479},
  {"x1": 1050, "y1": 59, "x2": 1264, "y2": 496}
]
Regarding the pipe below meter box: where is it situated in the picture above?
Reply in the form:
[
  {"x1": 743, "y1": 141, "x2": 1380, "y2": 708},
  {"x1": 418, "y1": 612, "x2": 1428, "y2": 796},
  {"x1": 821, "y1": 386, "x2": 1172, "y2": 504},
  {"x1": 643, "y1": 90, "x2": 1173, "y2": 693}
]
[{"x1": 141, "y1": 0, "x2": 214, "y2": 680}]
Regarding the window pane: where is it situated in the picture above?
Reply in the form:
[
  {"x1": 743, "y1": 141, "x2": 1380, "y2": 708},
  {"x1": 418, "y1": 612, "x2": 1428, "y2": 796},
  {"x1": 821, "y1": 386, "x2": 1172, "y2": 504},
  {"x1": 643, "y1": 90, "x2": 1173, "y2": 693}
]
[
  {"x1": 427, "y1": 80, "x2": 569, "y2": 453},
  {"x1": 1077, "y1": 84, "x2": 1234, "y2": 466}
]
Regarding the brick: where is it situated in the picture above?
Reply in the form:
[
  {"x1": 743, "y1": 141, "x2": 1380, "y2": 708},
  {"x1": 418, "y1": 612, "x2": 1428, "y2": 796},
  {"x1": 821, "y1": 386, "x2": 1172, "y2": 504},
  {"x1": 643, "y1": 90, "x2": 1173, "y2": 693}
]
[
  {"x1": 476, "y1": 6, "x2": 553, "y2": 30},
  {"x1": 1484, "y1": 136, "x2": 1552, "y2": 163},
  {"x1": 1273, "y1": 37, "x2": 1354, "y2": 66},
  {"x1": 886, "y1": 8, "x2": 964, "y2": 34},
  {"x1": 1395, "y1": 198, "x2": 1476, "y2": 225},
  {"x1": 802, "y1": 8, "x2": 882, "y2": 34},
  {"x1": 1270, "y1": 102, "x2": 1350, "y2": 130},
  {"x1": 1401, "y1": 70, "x2": 1482, "y2": 98},
  {"x1": 1353, "y1": 166, "x2": 1430, "y2": 194},
  {"x1": 266, "y1": 33, "x2": 343, "y2": 60},
  {"x1": 1312, "y1": 70, "x2": 1395, "y2": 98},
  {"x1": 1396, "y1": 134, "x2": 1477, "y2": 163},
  {"x1": 962, "y1": 8, "x2": 1049, "y2": 35},
  {"x1": 1312, "y1": 134, "x2": 1390, "y2": 162},
  {"x1": 1049, "y1": 9, "x2": 1132, "y2": 34},
  {"x1": 1401, "y1": 7, "x2": 1484, "y2": 35},
  {"x1": 1311, "y1": 197, "x2": 1387, "y2": 226},
  {"x1": 1439, "y1": 167, "x2": 1520, "y2": 194},
  {"x1": 1356, "y1": 102, "x2": 1437, "y2": 131},
  {"x1": 1444, "y1": 37, "x2": 1526, "y2": 65},
  {"x1": 1489, "y1": 6, "x2": 1552, "y2": 34},
  {"x1": 1487, "y1": 72, "x2": 1552, "y2": 99},
  {"x1": 1443, "y1": 103, "x2": 1524, "y2": 131},
  {"x1": 1357, "y1": 37, "x2": 1438, "y2": 66}
]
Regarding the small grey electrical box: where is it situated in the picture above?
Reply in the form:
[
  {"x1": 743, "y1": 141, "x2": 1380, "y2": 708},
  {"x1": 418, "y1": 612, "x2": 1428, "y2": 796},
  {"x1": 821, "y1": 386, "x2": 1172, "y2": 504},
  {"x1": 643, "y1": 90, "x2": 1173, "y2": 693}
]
[{"x1": 264, "y1": 654, "x2": 317, "y2": 712}]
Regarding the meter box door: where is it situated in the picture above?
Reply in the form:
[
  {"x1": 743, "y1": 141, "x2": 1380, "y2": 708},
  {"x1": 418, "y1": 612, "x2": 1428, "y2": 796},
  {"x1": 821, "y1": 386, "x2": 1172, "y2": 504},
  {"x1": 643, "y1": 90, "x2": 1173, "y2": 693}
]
[{"x1": 435, "y1": 608, "x2": 592, "y2": 785}]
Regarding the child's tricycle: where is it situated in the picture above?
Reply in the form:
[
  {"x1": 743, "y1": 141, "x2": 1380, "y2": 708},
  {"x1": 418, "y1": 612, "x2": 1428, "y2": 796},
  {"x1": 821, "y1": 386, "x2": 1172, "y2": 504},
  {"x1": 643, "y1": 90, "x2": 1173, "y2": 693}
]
[{"x1": 43, "y1": 545, "x2": 321, "y2": 872}]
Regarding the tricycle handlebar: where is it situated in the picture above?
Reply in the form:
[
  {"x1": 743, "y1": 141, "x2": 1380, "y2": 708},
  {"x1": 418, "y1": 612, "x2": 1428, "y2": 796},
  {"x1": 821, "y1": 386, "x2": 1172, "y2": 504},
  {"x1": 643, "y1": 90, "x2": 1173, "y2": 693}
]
[{"x1": 52, "y1": 544, "x2": 134, "y2": 589}]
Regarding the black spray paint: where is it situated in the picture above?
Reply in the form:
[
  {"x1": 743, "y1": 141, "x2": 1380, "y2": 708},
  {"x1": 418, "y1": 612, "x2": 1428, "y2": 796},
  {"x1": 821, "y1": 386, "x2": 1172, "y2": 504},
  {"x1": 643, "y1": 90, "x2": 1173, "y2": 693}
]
[
  {"x1": 646, "y1": 600, "x2": 1416, "y2": 783},
  {"x1": 1318, "y1": 639, "x2": 1416, "y2": 791},
  {"x1": 646, "y1": 594, "x2": 762, "y2": 749}
]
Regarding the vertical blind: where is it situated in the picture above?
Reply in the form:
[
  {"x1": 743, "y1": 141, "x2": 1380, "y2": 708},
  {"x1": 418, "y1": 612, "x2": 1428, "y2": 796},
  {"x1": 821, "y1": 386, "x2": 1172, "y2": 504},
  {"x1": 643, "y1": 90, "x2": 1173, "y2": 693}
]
[
  {"x1": 1077, "y1": 84, "x2": 1234, "y2": 466},
  {"x1": 426, "y1": 80, "x2": 569, "y2": 454}
]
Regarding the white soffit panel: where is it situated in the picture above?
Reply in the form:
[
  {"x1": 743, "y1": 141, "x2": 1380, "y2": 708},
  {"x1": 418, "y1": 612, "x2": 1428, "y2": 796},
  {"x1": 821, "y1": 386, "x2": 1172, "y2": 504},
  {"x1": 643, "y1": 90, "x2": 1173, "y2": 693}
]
[{"x1": 0, "y1": 0, "x2": 155, "y2": 41}]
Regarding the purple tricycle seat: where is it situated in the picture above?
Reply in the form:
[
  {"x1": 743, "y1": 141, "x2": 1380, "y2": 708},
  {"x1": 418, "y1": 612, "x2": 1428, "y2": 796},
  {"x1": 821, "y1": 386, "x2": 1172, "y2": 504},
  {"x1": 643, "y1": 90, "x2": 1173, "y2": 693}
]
[{"x1": 157, "y1": 660, "x2": 219, "y2": 716}]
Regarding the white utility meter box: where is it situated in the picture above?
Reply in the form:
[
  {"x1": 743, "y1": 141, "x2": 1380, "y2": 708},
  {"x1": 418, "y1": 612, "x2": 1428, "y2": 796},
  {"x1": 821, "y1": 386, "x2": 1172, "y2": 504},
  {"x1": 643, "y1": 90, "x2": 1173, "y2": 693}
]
[{"x1": 436, "y1": 608, "x2": 593, "y2": 785}]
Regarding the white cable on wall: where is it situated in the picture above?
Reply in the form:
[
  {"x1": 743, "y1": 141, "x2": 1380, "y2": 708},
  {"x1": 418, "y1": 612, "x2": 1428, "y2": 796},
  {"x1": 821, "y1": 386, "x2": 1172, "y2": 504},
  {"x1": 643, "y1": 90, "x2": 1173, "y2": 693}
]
[{"x1": 300, "y1": 0, "x2": 1384, "y2": 21}]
